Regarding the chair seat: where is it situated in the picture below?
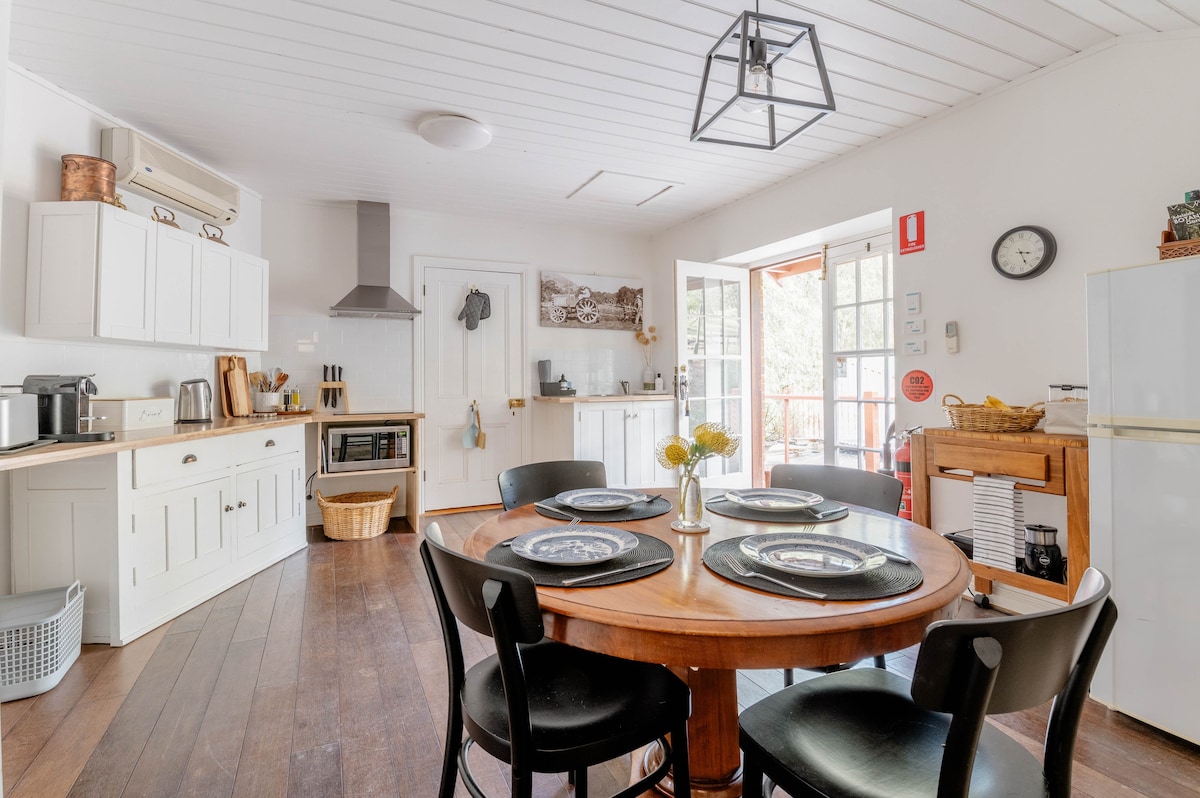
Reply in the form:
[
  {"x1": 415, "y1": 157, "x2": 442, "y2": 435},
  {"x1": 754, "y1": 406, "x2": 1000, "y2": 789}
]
[
  {"x1": 463, "y1": 639, "x2": 691, "y2": 773},
  {"x1": 739, "y1": 668, "x2": 1048, "y2": 798}
]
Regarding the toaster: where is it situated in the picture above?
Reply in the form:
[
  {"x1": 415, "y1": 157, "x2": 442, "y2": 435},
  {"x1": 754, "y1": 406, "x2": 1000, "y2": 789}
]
[{"x1": 0, "y1": 393, "x2": 40, "y2": 450}]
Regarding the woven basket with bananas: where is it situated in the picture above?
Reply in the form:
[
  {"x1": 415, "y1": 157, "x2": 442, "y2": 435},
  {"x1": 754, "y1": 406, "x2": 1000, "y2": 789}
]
[{"x1": 942, "y1": 393, "x2": 1045, "y2": 433}]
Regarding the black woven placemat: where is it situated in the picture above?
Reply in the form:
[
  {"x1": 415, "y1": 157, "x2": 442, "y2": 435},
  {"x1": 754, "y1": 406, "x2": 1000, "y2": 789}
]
[
  {"x1": 703, "y1": 496, "x2": 849, "y2": 524},
  {"x1": 534, "y1": 496, "x2": 672, "y2": 523},
  {"x1": 702, "y1": 537, "x2": 923, "y2": 601},
  {"x1": 486, "y1": 531, "x2": 674, "y2": 587}
]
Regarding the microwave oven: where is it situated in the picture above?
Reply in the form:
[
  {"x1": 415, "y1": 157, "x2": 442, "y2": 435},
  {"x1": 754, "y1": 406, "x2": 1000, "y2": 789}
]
[{"x1": 325, "y1": 424, "x2": 411, "y2": 472}]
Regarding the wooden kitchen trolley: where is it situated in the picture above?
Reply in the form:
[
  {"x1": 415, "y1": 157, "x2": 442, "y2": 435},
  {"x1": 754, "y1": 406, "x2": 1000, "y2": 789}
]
[{"x1": 911, "y1": 427, "x2": 1089, "y2": 603}]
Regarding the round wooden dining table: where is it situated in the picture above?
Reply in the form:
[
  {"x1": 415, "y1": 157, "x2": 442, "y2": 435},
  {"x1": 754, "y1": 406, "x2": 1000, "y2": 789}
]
[{"x1": 462, "y1": 489, "x2": 972, "y2": 798}]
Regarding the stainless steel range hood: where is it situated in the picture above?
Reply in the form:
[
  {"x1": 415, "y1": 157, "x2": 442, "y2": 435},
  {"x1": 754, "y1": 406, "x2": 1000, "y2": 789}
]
[{"x1": 330, "y1": 201, "x2": 421, "y2": 319}]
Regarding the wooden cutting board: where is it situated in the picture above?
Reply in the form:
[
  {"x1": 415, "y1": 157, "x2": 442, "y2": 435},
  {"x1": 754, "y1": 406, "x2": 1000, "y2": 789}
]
[{"x1": 227, "y1": 356, "x2": 252, "y2": 417}]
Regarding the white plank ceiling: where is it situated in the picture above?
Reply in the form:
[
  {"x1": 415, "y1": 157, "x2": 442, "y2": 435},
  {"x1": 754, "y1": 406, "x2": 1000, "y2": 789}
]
[{"x1": 9, "y1": 0, "x2": 1200, "y2": 233}]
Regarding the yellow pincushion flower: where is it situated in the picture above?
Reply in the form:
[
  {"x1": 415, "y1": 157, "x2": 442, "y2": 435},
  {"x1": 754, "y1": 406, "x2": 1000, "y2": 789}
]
[{"x1": 656, "y1": 422, "x2": 740, "y2": 474}]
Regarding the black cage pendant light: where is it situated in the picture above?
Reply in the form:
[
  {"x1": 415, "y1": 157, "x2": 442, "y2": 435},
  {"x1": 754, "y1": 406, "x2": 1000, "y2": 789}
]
[{"x1": 691, "y1": 2, "x2": 835, "y2": 151}]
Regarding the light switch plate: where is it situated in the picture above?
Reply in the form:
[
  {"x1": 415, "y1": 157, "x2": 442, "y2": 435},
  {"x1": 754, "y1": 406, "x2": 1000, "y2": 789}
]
[
  {"x1": 904, "y1": 291, "x2": 921, "y2": 314},
  {"x1": 904, "y1": 339, "x2": 926, "y2": 355},
  {"x1": 905, "y1": 318, "x2": 925, "y2": 334}
]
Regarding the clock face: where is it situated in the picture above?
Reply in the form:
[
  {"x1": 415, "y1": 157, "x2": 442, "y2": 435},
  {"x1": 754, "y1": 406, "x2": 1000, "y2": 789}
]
[{"x1": 992, "y1": 225, "x2": 1057, "y2": 279}]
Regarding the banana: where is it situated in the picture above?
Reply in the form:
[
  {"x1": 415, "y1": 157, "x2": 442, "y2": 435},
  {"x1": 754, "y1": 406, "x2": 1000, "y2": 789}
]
[{"x1": 985, "y1": 395, "x2": 1012, "y2": 411}]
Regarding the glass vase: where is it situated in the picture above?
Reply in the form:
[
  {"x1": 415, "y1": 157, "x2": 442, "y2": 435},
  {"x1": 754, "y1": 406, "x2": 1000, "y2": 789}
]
[
  {"x1": 672, "y1": 469, "x2": 709, "y2": 533},
  {"x1": 642, "y1": 366, "x2": 656, "y2": 391}
]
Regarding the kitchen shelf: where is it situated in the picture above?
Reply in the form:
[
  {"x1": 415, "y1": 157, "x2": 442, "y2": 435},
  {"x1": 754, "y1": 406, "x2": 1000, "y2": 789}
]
[
  {"x1": 312, "y1": 412, "x2": 423, "y2": 533},
  {"x1": 911, "y1": 427, "x2": 1088, "y2": 605}
]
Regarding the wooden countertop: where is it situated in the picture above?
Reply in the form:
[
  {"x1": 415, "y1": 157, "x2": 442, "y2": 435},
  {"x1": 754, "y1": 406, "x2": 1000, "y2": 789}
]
[
  {"x1": 0, "y1": 414, "x2": 311, "y2": 473},
  {"x1": 533, "y1": 394, "x2": 674, "y2": 403},
  {"x1": 921, "y1": 426, "x2": 1087, "y2": 448}
]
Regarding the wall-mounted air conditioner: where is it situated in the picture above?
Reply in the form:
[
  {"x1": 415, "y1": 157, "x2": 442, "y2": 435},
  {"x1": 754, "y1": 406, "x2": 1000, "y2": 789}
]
[{"x1": 101, "y1": 128, "x2": 240, "y2": 225}]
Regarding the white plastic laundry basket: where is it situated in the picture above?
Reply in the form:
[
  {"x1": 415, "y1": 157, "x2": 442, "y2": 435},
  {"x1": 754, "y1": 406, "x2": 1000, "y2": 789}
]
[{"x1": 0, "y1": 581, "x2": 85, "y2": 702}]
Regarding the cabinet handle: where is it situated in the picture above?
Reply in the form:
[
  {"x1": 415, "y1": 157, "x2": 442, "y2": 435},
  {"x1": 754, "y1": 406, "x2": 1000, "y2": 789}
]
[
  {"x1": 265, "y1": 439, "x2": 275, "y2": 447},
  {"x1": 182, "y1": 454, "x2": 198, "y2": 464},
  {"x1": 238, "y1": 501, "x2": 248, "y2": 508},
  {"x1": 224, "y1": 504, "x2": 234, "y2": 512}
]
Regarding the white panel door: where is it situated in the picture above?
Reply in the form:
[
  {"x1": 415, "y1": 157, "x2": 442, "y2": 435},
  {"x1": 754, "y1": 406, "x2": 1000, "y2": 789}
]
[
  {"x1": 154, "y1": 224, "x2": 202, "y2": 345},
  {"x1": 199, "y1": 242, "x2": 236, "y2": 348},
  {"x1": 574, "y1": 403, "x2": 630, "y2": 487},
  {"x1": 96, "y1": 204, "x2": 156, "y2": 341},
  {"x1": 235, "y1": 252, "x2": 269, "y2": 351},
  {"x1": 422, "y1": 264, "x2": 525, "y2": 510},
  {"x1": 675, "y1": 260, "x2": 752, "y2": 487}
]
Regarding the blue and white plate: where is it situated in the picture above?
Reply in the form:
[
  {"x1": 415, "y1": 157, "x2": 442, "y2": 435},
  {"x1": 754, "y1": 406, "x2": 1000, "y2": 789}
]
[
  {"x1": 724, "y1": 488, "x2": 823, "y2": 512},
  {"x1": 739, "y1": 533, "x2": 887, "y2": 578},
  {"x1": 556, "y1": 488, "x2": 648, "y2": 511},
  {"x1": 511, "y1": 526, "x2": 639, "y2": 566}
]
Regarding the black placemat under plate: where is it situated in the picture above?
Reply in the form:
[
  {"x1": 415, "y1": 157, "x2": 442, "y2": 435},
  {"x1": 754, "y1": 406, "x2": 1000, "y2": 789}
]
[
  {"x1": 487, "y1": 532, "x2": 674, "y2": 587},
  {"x1": 704, "y1": 496, "x2": 849, "y2": 524},
  {"x1": 702, "y1": 537, "x2": 923, "y2": 600},
  {"x1": 534, "y1": 495, "x2": 672, "y2": 523}
]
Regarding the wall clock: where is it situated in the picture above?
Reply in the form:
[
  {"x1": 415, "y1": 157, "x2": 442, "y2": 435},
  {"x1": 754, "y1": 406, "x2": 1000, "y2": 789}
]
[{"x1": 991, "y1": 225, "x2": 1057, "y2": 279}]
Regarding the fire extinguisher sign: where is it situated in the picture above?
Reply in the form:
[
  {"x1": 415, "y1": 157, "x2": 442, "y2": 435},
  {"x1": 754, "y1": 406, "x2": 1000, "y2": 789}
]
[{"x1": 901, "y1": 369, "x2": 934, "y2": 402}]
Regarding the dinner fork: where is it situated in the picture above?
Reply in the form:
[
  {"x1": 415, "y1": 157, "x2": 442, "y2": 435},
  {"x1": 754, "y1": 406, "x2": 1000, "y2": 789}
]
[{"x1": 719, "y1": 552, "x2": 827, "y2": 599}]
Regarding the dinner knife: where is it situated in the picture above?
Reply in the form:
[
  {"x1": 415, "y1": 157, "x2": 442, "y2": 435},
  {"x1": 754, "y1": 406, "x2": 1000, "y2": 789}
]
[
  {"x1": 336, "y1": 365, "x2": 343, "y2": 405},
  {"x1": 323, "y1": 365, "x2": 329, "y2": 407},
  {"x1": 561, "y1": 557, "x2": 672, "y2": 586},
  {"x1": 331, "y1": 363, "x2": 338, "y2": 408},
  {"x1": 533, "y1": 502, "x2": 580, "y2": 521}
]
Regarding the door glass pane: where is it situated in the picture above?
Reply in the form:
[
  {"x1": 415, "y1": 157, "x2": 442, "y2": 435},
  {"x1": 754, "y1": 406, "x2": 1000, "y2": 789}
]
[
  {"x1": 861, "y1": 255, "x2": 884, "y2": 301},
  {"x1": 835, "y1": 306, "x2": 856, "y2": 351},
  {"x1": 861, "y1": 302, "x2": 886, "y2": 349},
  {"x1": 836, "y1": 356, "x2": 859, "y2": 399},
  {"x1": 835, "y1": 261, "x2": 856, "y2": 305}
]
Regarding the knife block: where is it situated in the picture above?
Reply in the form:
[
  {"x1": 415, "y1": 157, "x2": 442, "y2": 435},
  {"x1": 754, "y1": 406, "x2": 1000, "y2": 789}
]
[{"x1": 318, "y1": 381, "x2": 349, "y2": 413}]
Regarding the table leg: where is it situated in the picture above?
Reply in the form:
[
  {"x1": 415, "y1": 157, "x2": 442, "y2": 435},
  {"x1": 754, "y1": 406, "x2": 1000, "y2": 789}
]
[{"x1": 633, "y1": 667, "x2": 742, "y2": 797}]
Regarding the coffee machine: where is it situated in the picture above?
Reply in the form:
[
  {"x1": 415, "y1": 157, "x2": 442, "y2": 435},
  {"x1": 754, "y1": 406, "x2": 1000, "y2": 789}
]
[
  {"x1": 1021, "y1": 524, "x2": 1065, "y2": 583},
  {"x1": 22, "y1": 374, "x2": 115, "y2": 442}
]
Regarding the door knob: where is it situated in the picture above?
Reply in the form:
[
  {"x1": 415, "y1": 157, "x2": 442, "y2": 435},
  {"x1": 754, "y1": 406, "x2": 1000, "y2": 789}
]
[{"x1": 238, "y1": 500, "x2": 248, "y2": 508}]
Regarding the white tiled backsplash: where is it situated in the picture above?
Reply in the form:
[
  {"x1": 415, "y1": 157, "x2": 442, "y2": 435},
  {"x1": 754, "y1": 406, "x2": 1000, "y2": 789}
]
[
  {"x1": 268, "y1": 315, "x2": 415, "y2": 412},
  {"x1": 532, "y1": 347, "x2": 657, "y2": 396}
]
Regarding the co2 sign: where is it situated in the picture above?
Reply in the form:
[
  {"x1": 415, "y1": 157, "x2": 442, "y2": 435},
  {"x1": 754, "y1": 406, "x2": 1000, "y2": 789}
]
[{"x1": 902, "y1": 369, "x2": 933, "y2": 402}]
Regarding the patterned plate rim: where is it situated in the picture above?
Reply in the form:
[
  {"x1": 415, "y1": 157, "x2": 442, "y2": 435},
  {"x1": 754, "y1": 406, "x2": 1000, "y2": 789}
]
[
  {"x1": 724, "y1": 487, "x2": 824, "y2": 512},
  {"x1": 510, "y1": 526, "x2": 639, "y2": 566},
  {"x1": 555, "y1": 488, "x2": 649, "y2": 511},
  {"x1": 739, "y1": 532, "x2": 887, "y2": 578}
]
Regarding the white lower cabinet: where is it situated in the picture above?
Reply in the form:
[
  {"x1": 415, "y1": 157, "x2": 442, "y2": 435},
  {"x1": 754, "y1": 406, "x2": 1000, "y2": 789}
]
[
  {"x1": 535, "y1": 399, "x2": 676, "y2": 489},
  {"x1": 10, "y1": 426, "x2": 305, "y2": 645}
]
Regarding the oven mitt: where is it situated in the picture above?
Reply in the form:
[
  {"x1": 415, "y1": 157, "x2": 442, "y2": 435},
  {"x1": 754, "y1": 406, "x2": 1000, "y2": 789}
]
[{"x1": 457, "y1": 290, "x2": 491, "y2": 330}]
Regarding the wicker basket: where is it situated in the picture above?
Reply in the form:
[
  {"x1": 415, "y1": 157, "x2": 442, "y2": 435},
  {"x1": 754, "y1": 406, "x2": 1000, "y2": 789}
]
[
  {"x1": 942, "y1": 394, "x2": 1045, "y2": 433},
  {"x1": 317, "y1": 486, "x2": 398, "y2": 540}
]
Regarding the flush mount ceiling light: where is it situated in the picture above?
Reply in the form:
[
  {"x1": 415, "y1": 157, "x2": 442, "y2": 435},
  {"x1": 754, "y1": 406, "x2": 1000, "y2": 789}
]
[
  {"x1": 418, "y1": 114, "x2": 492, "y2": 151},
  {"x1": 691, "y1": 4, "x2": 835, "y2": 151}
]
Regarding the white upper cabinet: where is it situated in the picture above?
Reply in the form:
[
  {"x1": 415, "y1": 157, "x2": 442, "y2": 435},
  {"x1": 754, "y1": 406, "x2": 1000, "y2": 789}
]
[
  {"x1": 26, "y1": 201, "x2": 269, "y2": 351},
  {"x1": 27, "y1": 201, "x2": 155, "y2": 342},
  {"x1": 154, "y1": 224, "x2": 202, "y2": 345}
]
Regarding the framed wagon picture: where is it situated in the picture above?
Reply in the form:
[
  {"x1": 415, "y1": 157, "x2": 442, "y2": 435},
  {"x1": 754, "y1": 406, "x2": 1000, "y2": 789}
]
[{"x1": 539, "y1": 271, "x2": 644, "y2": 331}]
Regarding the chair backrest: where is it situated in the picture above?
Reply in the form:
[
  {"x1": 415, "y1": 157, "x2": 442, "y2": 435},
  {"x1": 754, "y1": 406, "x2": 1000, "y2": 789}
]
[
  {"x1": 497, "y1": 460, "x2": 607, "y2": 510},
  {"x1": 911, "y1": 567, "x2": 1118, "y2": 794},
  {"x1": 769, "y1": 464, "x2": 903, "y2": 515}
]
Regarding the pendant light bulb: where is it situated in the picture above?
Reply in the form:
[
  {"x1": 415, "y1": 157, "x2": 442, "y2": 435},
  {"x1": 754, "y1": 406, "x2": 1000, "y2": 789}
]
[{"x1": 737, "y1": 36, "x2": 773, "y2": 112}]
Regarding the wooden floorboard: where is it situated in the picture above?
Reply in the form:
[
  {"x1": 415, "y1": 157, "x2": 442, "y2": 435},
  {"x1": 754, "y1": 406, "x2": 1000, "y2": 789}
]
[{"x1": 1, "y1": 513, "x2": 1196, "y2": 797}]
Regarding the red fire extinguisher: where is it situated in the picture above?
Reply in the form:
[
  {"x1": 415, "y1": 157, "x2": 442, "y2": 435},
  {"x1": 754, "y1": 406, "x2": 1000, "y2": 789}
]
[{"x1": 895, "y1": 433, "x2": 913, "y2": 520}]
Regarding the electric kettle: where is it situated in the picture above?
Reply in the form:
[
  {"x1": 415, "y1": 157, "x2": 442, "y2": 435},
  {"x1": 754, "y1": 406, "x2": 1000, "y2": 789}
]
[{"x1": 176, "y1": 379, "x2": 213, "y2": 423}]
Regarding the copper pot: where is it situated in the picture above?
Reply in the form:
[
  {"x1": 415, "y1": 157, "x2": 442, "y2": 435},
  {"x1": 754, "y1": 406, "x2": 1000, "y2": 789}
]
[{"x1": 60, "y1": 155, "x2": 116, "y2": 203}]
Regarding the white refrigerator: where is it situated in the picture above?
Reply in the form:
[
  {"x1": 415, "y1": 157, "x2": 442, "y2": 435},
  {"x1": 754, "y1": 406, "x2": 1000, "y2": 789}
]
[{"x1": 1086, "y1": 253, "x2": 1200, "y2": 745}]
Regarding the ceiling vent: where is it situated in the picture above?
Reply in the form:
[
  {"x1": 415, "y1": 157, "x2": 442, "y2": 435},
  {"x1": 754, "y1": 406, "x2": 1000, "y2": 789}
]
[{"x1": 101, "y1": 127, "x2": 240, "y2": 224}]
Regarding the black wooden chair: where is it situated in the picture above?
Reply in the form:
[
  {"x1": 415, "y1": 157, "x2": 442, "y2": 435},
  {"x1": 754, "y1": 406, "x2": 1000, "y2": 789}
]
[
  {"x1": 738, "y1": 567, "x2": 1118, "y2": 798},
  {"x1": 420, "y1": 523, "x2": 692, "y2": 798},
  {"x1": 769, "y1": 463, "x2": 905, "y2": 680},
  {"x1": 496, "y1": 460, "x2": 607, "y2": 510}
]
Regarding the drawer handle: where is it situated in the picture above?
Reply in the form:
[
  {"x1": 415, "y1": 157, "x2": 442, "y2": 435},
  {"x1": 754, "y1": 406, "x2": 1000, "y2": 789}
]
[
  {"x1": 182, "y1": 454, "x2": 198, "y2": 464},
  {"x1": 265, "y1": 439, "x2": 276, "y2": 447},
  {"x1": 238, "y1": 500, "x2": 248, "y2": 508},
  {"x1": 224, "y1": 504, "x2": 234, "y2": 512}
]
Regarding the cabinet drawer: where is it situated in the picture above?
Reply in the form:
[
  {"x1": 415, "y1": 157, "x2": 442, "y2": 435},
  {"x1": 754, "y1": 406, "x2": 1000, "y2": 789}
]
[
  {"x1": 233, "y1": 424, "x2": 302, "y2": 465},
  {"x1": 133, "y1": 436, "x2": 232, "y2": 489},
  {"x1": 931, "y1": 441, "x2": 1065, "y2": 492}
]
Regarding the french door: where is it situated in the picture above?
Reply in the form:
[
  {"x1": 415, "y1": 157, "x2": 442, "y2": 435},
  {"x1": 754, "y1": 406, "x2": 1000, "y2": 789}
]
[
  {"x1": 825, "y1": 244, "x2": 895, "y2": 471},
  {"x1": 674, "y1": 260, "x2": 751, "y2": 487}
]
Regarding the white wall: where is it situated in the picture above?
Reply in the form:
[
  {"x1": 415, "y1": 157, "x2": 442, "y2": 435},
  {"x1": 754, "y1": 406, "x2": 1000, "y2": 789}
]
[
  {"x1": 0, "y1": 66, "x2": 265, "y2": 594},
  {"x1": 654, "y1": 33, "x2": 1200, "y2": 432},
  {"x1": 263, "y1": 199, "x2": 660, "y2": 407}
]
